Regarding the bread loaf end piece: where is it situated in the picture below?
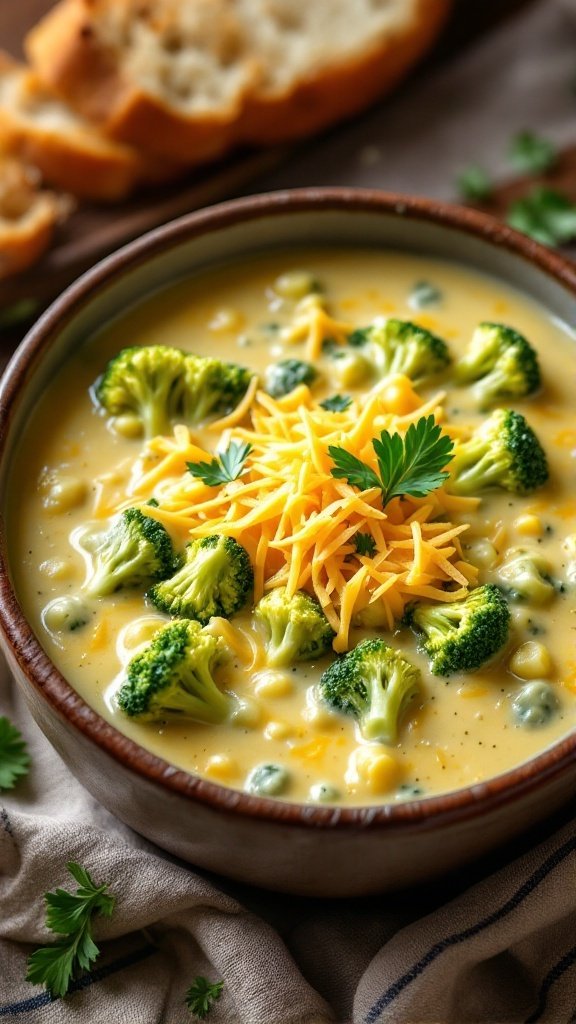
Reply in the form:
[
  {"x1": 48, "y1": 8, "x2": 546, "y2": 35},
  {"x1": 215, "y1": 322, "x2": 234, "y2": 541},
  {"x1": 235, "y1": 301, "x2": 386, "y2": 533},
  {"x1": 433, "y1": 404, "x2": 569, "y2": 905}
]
[{"x1": 0, "y1": 158, "x2": 66, "y2": 278}]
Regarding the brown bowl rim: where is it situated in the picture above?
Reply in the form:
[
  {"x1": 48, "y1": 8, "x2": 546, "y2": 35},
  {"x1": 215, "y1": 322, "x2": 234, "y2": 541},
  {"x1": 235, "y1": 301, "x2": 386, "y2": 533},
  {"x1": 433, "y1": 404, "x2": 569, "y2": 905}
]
[{"x1": 1, "y1": 187, "x2": 575, "y2": 831}]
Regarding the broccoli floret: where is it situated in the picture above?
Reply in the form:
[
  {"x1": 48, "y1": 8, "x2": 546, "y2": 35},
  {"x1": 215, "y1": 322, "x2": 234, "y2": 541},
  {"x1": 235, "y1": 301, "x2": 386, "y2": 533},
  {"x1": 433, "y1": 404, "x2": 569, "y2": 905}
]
[
  {"x1": 183, "y1": 354, "x2": 251, "y2": 423},
  {"x1": 455, "y1": 322, "x2": 541, "y2": 408},
  {"x1": 95, "y1": 345, "x2": 251, "y2": 438},
  {"x1": 254, "y1": 587, "x2": 335, "y2": 668},
  {"x1": 84, "y1": 508, "x2": 177, "y2": 598},
  {"x1": 149, "y1": 534, "x2": 253, "y2": 624},
  {"x1": 116, "y1": 619, "x2": 231, "y2": 723},
  {"x1": 511, "y1": 680, "x2": 560, "y2": 728},
  {"x1": 264, "y1": 359, "x2": 317, "y2": 398},
  {"x1": 498, "y1": 547, "x2": 556, "y2": 605},
  {"x1": 405, "y1": 583, "x2": 510, "y2": 676},
  {"x1": 448, "y1": 408, "x2": 549, "y2": 496},
  {"x1": 95, "y1": 345, "x2": 187, "y2": 438},
  {"x1": 318, "y1": 638, "x2": 421, "y2": 744},
  {"x1": 348, "y1": 318, "x2": 451, "y2": 381}
]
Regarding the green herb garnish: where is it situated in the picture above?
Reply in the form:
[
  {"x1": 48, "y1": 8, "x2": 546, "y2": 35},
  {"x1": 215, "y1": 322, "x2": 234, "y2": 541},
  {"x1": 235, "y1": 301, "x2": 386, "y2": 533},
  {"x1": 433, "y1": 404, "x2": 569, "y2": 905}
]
[
  {"x1": 0, "y1": 716, "x2": 30, "y2": 790},
  {"x1": 26, "y1": 863, "x2": 115, "y2": 997},
  {"x1": 185, "y1": 977, "x2": 224, "y2": 1019},
  {"x1": 457, "y1": 166, "x2": 492, "y2": 202},
  {"x1": 329, "y1": 415, "x2": 454, "y2": 507},
  {"x1": 0, "y1": 298, "x2": 39, "y2": 330},
  {"x1": 186, "y1": 441, "x2": 252, "y2": 487},
  {"x1": 320, "y1": 394, "x2": 352, "y2": 412},
  {"x1": 507, "y1": 187, "x2": 576, "y2": 246},
  {"x1": 408, "y1": 280, "x2": 443, "y2": 310},
  {"x1": 510, "y1": 131, "x2": 556, "y2": 174},
  {"x1": 355, "y1": 533, "x2": 377, "y2": 557}
]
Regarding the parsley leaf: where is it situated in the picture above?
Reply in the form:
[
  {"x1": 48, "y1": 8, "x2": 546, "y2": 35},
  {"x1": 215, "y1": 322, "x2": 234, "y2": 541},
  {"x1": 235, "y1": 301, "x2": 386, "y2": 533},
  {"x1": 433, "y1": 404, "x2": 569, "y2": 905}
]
[
  {"x1": 329, "y1": 415, "x2": 454, "y2": 507},
  {"x1": 510, "y1": 131, "x2": 556, "y2": 175},
  {"x1": 0, "y1": 716, "x2": 30, "y2": 790},
  {"x1": 320, "y1": 394, "x2": 352, "y2": 412},
  {"x1": 328, "y1": 447, "x2": 382, "y2": 493},
  {"x1": 507, "y1": 187, "x2": 576, "y2": 246},
  {"x1": 26, "y1": 863, "x2": 115, "y2": 997},
  {"x1": 187, "y1": 441, "x2": 252, "y2": 487},
  {"x1": 185, "y1": 977, "x2": 224, "y2": 1019},
  {"x1": 355, "y1": 533, "x2": 377, "y2": 557},
  {"x1": 457, "y1": 166, "x2": 492, "y2": 202}
]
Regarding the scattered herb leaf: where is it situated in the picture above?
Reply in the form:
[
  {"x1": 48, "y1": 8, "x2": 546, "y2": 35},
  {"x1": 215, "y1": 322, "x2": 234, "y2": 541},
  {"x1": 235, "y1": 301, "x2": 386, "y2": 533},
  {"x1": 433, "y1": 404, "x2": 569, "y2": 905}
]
[
  {"x1": 26, "y1": 863, "x2": 115, "y2": 997},
  {"x1": 187, "y1": 441, "x2": 252, "y2": 487},
  {"x1": 0, "y1": 298, "x2": 39, "y2": 331},
  {"x1": 355, "y1": 533, "x2": 377, "y2": 557},
  {"x1": 408, "y1": 281, "x2": 443, "y2": 310},
  {"x1": 457, "y1": 166, "x2": 492, "y2": 202},
  {"x1": 507, "y1": 187, "x2": 576, "y2": 246},
  {"x1": 510, "y1": 131, "x2": 556, "y2": 175},
  {"x1": 146, "y1": 497, "x2": 159, "y2": 508},
  {"x1": 185, "y1": 977, "x2": 224, "y2": 1019},
  {"x1": 320, "y1": 394, "x2": 352, "y2": 412},
  {"x1": 0, "y1": 717, "x2": 30, "y2": 790},
  {"x1": 329, "y1": 415, "x2": 454, "y2": 507},
  {"x1": 321, "y1": 337, "x2": 338, "y2": 355}
]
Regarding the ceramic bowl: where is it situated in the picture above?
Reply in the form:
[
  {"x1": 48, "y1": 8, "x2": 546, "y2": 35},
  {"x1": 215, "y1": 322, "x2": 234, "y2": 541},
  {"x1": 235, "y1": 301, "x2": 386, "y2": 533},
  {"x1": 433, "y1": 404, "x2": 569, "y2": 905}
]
[{"x1": 1, "y1": 189, "x2": 575, "y2": 897}]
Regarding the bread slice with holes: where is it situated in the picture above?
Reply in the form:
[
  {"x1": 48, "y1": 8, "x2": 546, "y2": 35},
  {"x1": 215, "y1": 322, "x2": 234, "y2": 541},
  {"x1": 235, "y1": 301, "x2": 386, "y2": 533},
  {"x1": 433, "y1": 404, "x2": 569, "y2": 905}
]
[
  {"x1": 0, "y1": 52, "x2": 183, "y2": 202},
  {"x1": 0, "y1": 156, "x2": 67, "y2": 279},
  {"x1": 26, "y1": 0, "x2": 451, "y2": 165}
]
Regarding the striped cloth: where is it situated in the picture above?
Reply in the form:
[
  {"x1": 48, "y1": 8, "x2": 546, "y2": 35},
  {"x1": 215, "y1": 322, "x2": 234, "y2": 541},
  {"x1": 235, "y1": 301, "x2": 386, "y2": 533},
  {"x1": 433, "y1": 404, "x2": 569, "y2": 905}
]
[{"x1": 2, "y1": 0, "x2": 576, "y2": 1020}]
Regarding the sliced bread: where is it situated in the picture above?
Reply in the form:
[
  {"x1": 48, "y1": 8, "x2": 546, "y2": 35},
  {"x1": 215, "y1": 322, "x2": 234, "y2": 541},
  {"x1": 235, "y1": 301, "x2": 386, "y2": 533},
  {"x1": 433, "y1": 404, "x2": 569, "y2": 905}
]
[
  {"x1": 0, "y1": 156, "x2": 66, "y2": 279},
  {"x1": 0, "y1": 52, "x2": 183, "y2": 201},
  {"x1": 26, "y1": 0, "x2": 451, "y2": 164}
]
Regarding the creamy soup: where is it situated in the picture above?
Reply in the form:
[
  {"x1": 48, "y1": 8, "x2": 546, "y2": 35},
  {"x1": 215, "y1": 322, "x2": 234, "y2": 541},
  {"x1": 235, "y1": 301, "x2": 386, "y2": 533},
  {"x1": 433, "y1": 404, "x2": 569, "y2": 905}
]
[{"x1": 8, "y1": 249, "x2": 576, "y2": 805}]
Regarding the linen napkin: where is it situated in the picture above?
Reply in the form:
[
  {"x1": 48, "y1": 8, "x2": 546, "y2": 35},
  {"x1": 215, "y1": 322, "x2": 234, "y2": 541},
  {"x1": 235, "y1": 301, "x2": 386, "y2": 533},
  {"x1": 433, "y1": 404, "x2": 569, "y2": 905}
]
[{"x1": 2, "y1": 1, "x2": 576, "y2": 1021}]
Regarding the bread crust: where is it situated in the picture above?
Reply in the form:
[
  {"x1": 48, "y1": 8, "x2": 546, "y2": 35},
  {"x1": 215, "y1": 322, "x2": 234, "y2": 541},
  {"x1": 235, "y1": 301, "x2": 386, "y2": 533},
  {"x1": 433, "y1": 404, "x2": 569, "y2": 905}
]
[
  {"x1": 26, "y1": 0, "x2": 452, "y2": 165},
  {"x1": 0, "y1": 159, "x2": 63, "y2": 279},
  {"x1": 0, "y1": 52, "x2": 184, "y2": 201}
]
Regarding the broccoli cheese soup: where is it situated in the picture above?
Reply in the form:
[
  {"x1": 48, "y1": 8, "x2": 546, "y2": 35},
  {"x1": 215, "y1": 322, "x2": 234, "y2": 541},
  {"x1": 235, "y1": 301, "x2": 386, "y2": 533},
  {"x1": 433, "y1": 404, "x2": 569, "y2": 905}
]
[{"x1": 8, "y1": 248, "x2": 576, "y2": 806}]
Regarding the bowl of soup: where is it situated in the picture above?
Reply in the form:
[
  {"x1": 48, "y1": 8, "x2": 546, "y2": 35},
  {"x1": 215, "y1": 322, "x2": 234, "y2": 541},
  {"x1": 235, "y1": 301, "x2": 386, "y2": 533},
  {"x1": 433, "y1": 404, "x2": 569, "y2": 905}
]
[{"x1": 1, "y1": 189, "x2": 575, "y2": 896}]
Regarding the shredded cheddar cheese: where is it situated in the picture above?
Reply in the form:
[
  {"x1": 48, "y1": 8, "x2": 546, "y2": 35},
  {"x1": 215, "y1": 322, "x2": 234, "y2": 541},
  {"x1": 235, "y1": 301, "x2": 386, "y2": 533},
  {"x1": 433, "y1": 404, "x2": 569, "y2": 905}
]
[{"x1": 123, "y1": 374, "x2": 479, "y2": 652}]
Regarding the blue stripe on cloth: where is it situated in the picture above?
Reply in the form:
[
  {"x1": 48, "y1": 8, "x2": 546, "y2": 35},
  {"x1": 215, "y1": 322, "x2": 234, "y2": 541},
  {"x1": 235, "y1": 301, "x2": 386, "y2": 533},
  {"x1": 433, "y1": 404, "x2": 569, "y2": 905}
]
[
  {"x1": 525, "y1": 943, "x2": 576, "y2": 1023},
  {"x1": 0, "y1": 945, "x2": 156, "y2": 1016},
  {"x1": 364, "y1": 832, "x2": 576, "y2": 1024}
]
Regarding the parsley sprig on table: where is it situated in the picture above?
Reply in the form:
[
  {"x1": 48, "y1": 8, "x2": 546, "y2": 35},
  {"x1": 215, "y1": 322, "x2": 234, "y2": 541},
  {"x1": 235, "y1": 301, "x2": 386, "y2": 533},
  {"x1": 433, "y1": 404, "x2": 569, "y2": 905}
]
[
  {"x1": 187, "y1": 440, "x2": 252, "y2": 487},
  {"x1": 507, "y1": 187, "x2": 576, "y2": 247},
  {"x1": 0, "y1": 716, "x2": 30, "y2": 790},
  {"x1": 457, "y1": 166, "x2": 492, "y2": 202},
  {"x1": 510, "y1": 131, "x2": 557, "y2": 175},
  {"x1": 185, "y1": 977, "x2": 224, "y2": 1019},
  {"x1": 329, "y1": 415, "x2": 454, "y2": 508},
  {"x1": 26, "y1": 863, "x2": 115, "y2": 997}
]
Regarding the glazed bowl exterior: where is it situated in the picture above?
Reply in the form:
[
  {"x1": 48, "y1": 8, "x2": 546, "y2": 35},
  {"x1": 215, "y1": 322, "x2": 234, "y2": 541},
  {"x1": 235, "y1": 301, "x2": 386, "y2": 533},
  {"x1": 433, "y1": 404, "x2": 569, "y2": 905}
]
[{"x1": 0, "y1": 189, "x2": 575, "y2": 897}]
